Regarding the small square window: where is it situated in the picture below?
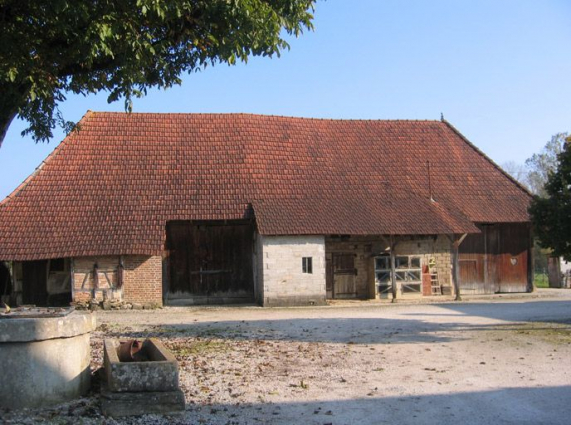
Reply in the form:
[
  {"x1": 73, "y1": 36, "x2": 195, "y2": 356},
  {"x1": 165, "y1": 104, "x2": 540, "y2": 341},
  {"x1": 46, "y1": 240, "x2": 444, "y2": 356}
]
[{"x1": 302, "y1": 257, "x2": 313, "y2": 274}]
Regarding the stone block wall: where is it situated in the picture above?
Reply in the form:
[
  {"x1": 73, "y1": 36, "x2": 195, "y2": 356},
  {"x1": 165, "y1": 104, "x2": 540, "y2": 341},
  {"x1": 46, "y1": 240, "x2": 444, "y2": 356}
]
[
  {"x1": 395, "y1": 236, "x2": 452, "y2": 289},
  {"x1": 260, "y1": 235, "x2": 326, "y2": 306}
]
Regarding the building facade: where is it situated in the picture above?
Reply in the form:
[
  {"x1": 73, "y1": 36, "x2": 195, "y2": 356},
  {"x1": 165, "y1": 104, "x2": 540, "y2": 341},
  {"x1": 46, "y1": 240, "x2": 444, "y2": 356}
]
[{"x1": 0, "y1": 113, "x2": 532, "y2": 307}]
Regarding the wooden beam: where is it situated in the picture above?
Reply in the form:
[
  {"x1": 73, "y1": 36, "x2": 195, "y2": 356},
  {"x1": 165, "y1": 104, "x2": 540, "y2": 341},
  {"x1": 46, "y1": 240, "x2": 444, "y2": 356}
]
[
  {"x1": 389, "y1": 235, "x2": 399, "y2": 303},
  {"x1": 448, "y1": 233, "x2": 468, "y2": 301}
]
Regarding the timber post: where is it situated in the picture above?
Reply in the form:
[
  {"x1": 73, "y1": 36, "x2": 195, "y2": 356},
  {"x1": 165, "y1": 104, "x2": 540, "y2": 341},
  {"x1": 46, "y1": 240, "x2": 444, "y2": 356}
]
[
  {"x1": 449, "y1": 233, "x2": 468, "y2": 301},
  {"x1": 390, "y1": 235, "x2": 399, "y2": 303}
]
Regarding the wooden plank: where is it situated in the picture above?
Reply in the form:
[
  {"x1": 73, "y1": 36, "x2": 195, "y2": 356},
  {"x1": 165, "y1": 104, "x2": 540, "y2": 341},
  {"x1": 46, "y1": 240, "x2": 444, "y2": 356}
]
[
  {"x1": 332, "y1": 253, "x2": 356, "y2": 298},
  {"x1": 459, "y1": 223, "x2": 530, "y2": 293},
  {"x1": 166, "y1": 220, "x2": 254, "y2": 303},
  {"x1": 497, "y1": 223, "x2": 529, "y2": 292}
]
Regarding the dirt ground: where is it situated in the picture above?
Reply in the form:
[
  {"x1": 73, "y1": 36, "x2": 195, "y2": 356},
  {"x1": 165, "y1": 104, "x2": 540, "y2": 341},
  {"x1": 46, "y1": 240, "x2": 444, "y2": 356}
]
[{"x1": 2, "y1": 292, "x2": 571, "y2": 424}]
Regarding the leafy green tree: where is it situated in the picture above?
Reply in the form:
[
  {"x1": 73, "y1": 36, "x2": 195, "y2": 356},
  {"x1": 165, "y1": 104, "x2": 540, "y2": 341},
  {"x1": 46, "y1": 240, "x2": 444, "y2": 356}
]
[
  {"x1": 0, "y1": 0, "x2": 315, "y2": 146},
  {"x1": 530, "y1": 137, "x2": 571, "y2": 261}
]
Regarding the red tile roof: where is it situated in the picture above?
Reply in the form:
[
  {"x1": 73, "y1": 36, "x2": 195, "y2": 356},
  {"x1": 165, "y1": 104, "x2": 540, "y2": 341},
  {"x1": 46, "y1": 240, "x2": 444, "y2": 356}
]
[{"x1": 0, "y1": 112, "x2": 530, "y2": 260}]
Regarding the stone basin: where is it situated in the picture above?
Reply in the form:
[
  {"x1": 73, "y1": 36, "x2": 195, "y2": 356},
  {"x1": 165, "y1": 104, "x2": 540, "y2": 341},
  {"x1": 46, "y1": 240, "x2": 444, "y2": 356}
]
[
  {"x1": 101, "y1": 338, "x2": 185, "y2": 416},
  {"x1": 0, "y1": 308, "x2": 95, "y2": 409}
]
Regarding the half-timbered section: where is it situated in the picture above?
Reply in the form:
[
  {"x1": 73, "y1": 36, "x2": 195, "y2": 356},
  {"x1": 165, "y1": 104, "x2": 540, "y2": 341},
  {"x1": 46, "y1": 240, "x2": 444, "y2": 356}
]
[{"x1": 0, "y1": 113, "x2": 532, "y2": 307}]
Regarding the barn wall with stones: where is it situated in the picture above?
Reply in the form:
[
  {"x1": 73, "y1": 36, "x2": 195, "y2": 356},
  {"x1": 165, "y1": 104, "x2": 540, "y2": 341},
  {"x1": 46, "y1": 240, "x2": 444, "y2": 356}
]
[{"x1": 259, "y1": 235, "x2": 326, "y2": 306}]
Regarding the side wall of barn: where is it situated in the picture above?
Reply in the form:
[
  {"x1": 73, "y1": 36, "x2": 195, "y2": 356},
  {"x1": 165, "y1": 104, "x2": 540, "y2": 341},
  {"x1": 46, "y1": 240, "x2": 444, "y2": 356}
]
[
  {"x1": 325, "y1": 235, "x2": 454, "y2": 299},
  {"x1": 259, "y1": 235, "x2": 327, "y2": 306}
]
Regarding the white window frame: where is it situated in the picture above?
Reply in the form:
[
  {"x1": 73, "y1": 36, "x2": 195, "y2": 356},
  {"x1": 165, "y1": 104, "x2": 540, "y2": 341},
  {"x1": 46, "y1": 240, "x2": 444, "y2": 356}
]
[{"x1": 374, "y1": 255, "x2": 422, "y2": 295}]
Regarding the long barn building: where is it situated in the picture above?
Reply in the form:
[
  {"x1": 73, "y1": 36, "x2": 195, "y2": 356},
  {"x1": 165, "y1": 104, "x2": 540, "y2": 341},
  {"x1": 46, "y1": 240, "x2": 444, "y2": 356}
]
[{"x1": 0, "y1": 112, "x2": 532, "y2": 307}]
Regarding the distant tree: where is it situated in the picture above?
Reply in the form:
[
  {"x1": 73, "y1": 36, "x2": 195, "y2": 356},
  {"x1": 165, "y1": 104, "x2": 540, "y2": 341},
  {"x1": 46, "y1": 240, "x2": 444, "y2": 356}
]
[
  {"x1": 0, "y1": 0, "x2": 315, "y2": 146},
  {"x1": 500, "y1": 160, "x2": 529, "y2": 189},
  {"x1": 529, "y1": 137, "x2": 571, "y2": 261},
  {"x1": 525, "y1": 133, "x2": 568, "y2": 196}
]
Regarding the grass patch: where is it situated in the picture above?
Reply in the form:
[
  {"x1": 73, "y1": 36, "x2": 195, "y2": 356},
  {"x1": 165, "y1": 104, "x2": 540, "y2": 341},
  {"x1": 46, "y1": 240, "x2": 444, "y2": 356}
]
[
  {"x1": 512, "y1": 322, "x2": 571, "y2": 345},
  {"x1": 534, "y1": 272, "x2": 549, "y2": 288},
  {"x1": 170, "y1": 340, "x2": 230, "y2": 357}
]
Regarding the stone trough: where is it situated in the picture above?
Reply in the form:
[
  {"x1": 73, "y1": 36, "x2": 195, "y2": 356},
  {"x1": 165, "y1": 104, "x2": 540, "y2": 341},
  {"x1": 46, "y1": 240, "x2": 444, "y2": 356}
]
[
  {"x1": 0, "y1": 307, "x2": 95, "y2": 409},
  {"x1": 101, "y1": 338, "x2": 185, "y2": 416}
]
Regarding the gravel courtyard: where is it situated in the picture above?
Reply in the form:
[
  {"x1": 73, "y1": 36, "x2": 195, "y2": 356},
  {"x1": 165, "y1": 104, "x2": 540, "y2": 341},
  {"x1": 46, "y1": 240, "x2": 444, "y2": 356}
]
[{"x1": 3, "y1": 292, "x2": 571, "y2": 424}]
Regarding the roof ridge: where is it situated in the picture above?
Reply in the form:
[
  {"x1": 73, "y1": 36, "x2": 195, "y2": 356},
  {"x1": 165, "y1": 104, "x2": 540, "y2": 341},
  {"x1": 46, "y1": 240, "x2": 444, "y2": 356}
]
[
  {"x1": 88, "y1": 110, "x2": 442, "y2": 123},
  {"x1": 441, "y1": 119, "x2": 533, "y2": 199}
]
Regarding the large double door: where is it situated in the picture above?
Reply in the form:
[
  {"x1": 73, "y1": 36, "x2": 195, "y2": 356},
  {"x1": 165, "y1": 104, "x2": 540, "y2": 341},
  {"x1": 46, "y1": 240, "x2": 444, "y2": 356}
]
[
  {"x1": 166, "y1": 221, "x2": 254, "y2": 304},
  {"x1": 459, "y1": 223, "x2": 530, "y2": 293}
]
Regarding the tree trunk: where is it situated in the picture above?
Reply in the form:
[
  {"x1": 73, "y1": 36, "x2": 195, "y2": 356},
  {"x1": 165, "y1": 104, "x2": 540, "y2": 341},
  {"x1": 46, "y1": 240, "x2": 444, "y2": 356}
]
[{"x1": 0, "y1": 110, "x2": 17, "y2": 148}]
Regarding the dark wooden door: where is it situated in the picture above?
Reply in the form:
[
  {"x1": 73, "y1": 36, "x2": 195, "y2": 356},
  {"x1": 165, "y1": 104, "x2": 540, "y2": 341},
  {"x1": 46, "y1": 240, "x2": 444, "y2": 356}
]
[
  {"x1": 459, "y1": 223, "x2": 530, "y2": 294},
  {"x1": 326, "y1": 257, "x2": 333, "y2": 299},
  {"x1": 166, "y1": 221, "x2": 254, "y2": 304},
  {"x1": 22, "y1": 260, "x2": 48, "y2": 306},
  {"x1": 332, "y1": 253, "x2": 357, "y2": 298},
  {"x1": 497, "y1": 223, "x2": 529, "y2": 292}
]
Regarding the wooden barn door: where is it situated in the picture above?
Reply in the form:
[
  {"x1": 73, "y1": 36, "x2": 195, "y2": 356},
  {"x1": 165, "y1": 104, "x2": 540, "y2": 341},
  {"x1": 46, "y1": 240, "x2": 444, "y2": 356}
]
[
  {"x1": 166, "y1": 221, "x2": 254, "y2": 304},
  {"x1": 22, "y1": 260, "x2": 48, "y2": 306},
  {"x1": 496, "y1": 223, "x2": 530, "y2": 292},
  {"x1": 459, "y1": 223, "x2": 530, "y2": 294},
  {"x1": 332, "y1": 253, "x2": 357, "y2": 298}
]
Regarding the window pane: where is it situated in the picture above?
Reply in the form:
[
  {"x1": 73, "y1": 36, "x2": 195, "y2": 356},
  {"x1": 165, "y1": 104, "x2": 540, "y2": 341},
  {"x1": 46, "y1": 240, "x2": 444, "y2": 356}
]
[
  {"x1": 375, "y1": 257, "x2": 389, "y2": 270},
  {"x1": 396, "y1": 256, "x2": 408, "y2": 268},
  {"x1": 302, "y1": 257, "x2": 313, "y2": 274},
  {"x1": 378, "y1": 284, "x2": 392, "y2": 294},
  {"x1": 395, "y1": 271, "x2": 406, "y2": 281},
  {"x1": 406, "y1": 270, "x2": 421, "y2": 281},
  {"x1": 410, "y1": 257, "x2": 421, "y2": 269},
  {"x1": 402, "y1": 283, "x2": 421, "y2": 293},
  {"x1": 376, "y1": 271, "x2": 391, "y2": 283}
]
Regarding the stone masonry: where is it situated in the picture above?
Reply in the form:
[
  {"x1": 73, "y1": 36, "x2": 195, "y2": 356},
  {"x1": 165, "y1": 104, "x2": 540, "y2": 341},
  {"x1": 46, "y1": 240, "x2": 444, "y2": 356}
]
[
  {"x1": 325, "y1": 235, "x2": 453, "y2": 299},
  {"x1": 259, "y1": 235, "x2": 326, "y2": 306}
]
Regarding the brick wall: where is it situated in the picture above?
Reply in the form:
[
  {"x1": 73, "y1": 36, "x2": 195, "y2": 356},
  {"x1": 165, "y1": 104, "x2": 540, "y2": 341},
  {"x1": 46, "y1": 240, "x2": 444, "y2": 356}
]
[
  {"x1": 72, "y1": 255, "x2": 163, "y2": 305},
  {"x1": 73, "y1": 256, "x2": 122, "y2": 302},
  {"x1": 122, "y1": 255, "x2": 163, "y2": 305},
  {"x1": 261, "y1": 235, "x2": 326, "y2": 306}
]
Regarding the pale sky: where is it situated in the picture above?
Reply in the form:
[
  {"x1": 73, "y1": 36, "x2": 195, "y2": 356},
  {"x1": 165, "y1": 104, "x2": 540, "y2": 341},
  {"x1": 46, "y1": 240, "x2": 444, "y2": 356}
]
[{"x1": 1, "y1": 0, "x2": 570, "y2": 200}]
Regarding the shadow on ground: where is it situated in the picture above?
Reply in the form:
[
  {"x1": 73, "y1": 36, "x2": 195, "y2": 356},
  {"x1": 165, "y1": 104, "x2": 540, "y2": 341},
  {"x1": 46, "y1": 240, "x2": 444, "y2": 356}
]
[
  {"x1": 173, "y1": 385, "x2": 571, "y2": 425},
  {"x1": 407, "y1": 300, "x2": 571, "y2": 324},
  {"x1": 98, "y1": 315, "x2": 569, "y2": 345}
]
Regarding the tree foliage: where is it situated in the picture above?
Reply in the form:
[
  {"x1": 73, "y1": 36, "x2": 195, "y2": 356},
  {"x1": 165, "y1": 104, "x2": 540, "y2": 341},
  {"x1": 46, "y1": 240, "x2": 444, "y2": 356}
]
[
  {"x1": 0, "y1": 0, "x2": 315, "y2": 146},
  {"x1": 525, "y1": 133, "x2": 567, "y2": 196},
  {"x1": 529, "y1": 137, "x2": 571, "y2": 261}
]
